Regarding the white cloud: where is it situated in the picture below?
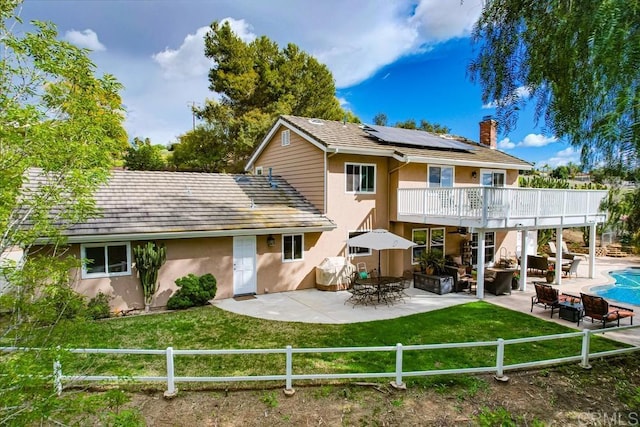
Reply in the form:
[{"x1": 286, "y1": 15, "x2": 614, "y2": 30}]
[
  {"x1": 152, "y1": 26, "x2": 215, "y2": 80},
  {"x1": 64, "y1": 29, "x2": 105, "y2": 51},
  {"x1": 497, "y1": 133, "x2": 557, "y2": 150},
  {"x1": 482, "y1": 86, "x2": 531, "y2": 109},
  {"x1": 410, "y1": 0, "x2": 482, "y2": 43},
  {"x1": 541, "y1": 147, "x2": 580, "y2": 168},
  {"x1": 498, "y1": 137, "x2": 516, "y2": 150},
  {"x1": 310, "y1": 0, "x2": 483, "y2": 87},
  {"x1": 152, "y1": 18, "x2": 257, "y2": 81},
  {"x1": 220, "y1": 17, "x2": 257, "y2": 43},
  {"x1": 520, "y1": 133, "x2": 557, "y2": 147}
]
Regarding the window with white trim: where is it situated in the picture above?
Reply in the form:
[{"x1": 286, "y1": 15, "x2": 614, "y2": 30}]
[
  {"x1": 345, "y1": 163, "x2": 375, "y2": 193},
  {"x1": 480, "y1": 169, "x2": 505, "y2": 187},
  {"x1": 470, "y1": 232, "x2": 495, "y2": 265},
  {"x1": 255, "y1": 166, "x2": 263, "y2": 175},
  {"x1": 428, "y1": 165, "x2": 454, "y2": 187},
  {"x1": 283, "y1": 234, "x2": 303, "y2": 261},
  {"x1": 411, "y1": 228, "x2": 445, "y2": 264},
  {"x1": 348, "y1": 230, "x2": 372, "y2": 256},
  {"x1": 281, "y1": 129, "x2": 290, "y2": 146},
  {"x1": 81, "y1": 242, "x2": 131, "y2": 278}
]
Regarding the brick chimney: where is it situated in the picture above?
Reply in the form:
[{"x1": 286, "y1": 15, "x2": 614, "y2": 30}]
[{"x1": 479, "y1": 116, "x2": 497, "y2": 149}]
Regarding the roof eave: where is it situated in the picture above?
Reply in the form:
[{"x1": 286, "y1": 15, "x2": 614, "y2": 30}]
[
  {"x1": 402, "y1": 155, "x2": 533, "y2": 170},
  {"x1": 44, "y1": 224, "x2": 338, "y2": 244}
]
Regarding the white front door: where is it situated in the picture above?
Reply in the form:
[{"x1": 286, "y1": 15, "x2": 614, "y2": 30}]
[{"x1": 233, "y1": 236, "x2": 257, "y2": 295}]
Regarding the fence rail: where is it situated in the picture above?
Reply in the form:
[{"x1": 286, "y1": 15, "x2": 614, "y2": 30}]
[{"x1": 3, "y1": 325, "x2": 639, "y2": 396}]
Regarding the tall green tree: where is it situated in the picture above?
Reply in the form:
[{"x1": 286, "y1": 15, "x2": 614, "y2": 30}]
[
  {"x1": 124, "y1": 137, "x2": 167, "y2": 171},
  {"x1": 0, "y1": 2, "x2": 127, "y2": 423},
  {"x1": 182, "y1": 20, "x2": 349, "y2": 172},
  {"x1": 470, "y1": 0, "x2": 639, "y2": 168}
]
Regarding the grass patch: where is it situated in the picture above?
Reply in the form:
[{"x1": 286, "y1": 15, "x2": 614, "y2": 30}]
[{"x1": 3, "y1": 301, "x2": 628, "y2": 384}]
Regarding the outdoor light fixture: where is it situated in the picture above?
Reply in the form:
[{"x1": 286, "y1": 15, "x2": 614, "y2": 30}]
[
  {"x1": 267, "y1": 235, "x2": 276, "y2": 247},
  {"x1": 471, "y1": 171, "x2": 478, "y2": 179}
]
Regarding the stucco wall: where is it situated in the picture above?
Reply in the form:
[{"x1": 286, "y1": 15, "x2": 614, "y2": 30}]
[{"x1": 69, "y1": 233, "x2": 329, "y2": 312}]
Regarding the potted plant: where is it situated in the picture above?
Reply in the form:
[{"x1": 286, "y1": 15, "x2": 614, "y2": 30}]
[
  {"x1": 512, "y1": 271, "x2": 520, "y2": 290},
  {"x1": 419, "y1": 249, "x2": 445, "y2": 275},
  {"x1": 545, "y1": 265, "x2": 555, "y2": 283}
]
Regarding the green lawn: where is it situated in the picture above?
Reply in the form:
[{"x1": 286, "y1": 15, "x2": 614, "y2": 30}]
[{"x1": 7, "y1": 301, "x2": 628, "y2": 386}]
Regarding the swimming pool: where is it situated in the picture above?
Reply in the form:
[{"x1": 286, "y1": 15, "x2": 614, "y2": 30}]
[{"x1": 592, "y1": 267, "x2": 640, "y2": 306}]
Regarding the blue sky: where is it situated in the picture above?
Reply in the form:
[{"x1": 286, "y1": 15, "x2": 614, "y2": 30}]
[{"x1": 17, "y1": 0, "x2": 577, "y2": 168}]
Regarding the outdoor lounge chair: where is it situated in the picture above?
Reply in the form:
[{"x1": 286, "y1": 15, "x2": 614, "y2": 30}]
[
  {"x1": 531, "y1": 283, "x2": 569, "y2": 317},
  {"x1": 484, "y1": 270, "x2": 513, "y2": 295},
  {"x1": 526, "y1": 255, "x2": 549, "y2": 275},
  {"x1": 561, "y1": 258, "x2": 581, "y2": 278},
  {"x1": 443, "y1": 265, "x2": 472, "y2": 292},
  {"x1": 580, "y1": 293, "x2": 635, "y2": 328}
]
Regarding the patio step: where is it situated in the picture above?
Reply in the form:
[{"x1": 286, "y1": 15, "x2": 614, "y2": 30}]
[{"x1": 606, "y1": 245, "x2": 629, "y2": 257}]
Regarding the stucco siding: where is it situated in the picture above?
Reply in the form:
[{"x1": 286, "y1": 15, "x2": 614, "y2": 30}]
[
  {"x1": 70, "y1": 234, "x2": 329, "y2": 312},
  {"x1": 253, "y1": 126, "x2": 325, "y2": 212}
]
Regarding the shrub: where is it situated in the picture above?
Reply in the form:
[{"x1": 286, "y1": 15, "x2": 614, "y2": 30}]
[
  {"x1": 167, "y1": 273, "x2": 217, "y2": 310},
  {"x1": 87, "y1": 292, "x2": 111, "y2": 320},
  {"x1": 36, "y1": 285, "x2": 87, "y2": 325}
]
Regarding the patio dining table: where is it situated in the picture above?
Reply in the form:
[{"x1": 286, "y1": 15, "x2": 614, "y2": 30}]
[{"x1": 354, "y1": 276, "x2": 404, "y2": 303}]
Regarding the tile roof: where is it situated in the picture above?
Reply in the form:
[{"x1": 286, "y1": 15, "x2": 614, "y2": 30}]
[
  {"x1": 277, "y1": 115, "x2": 532, "y2": 168},
  {"x1": 27, "y1": 170, "x2": 335, "y2": 241}
]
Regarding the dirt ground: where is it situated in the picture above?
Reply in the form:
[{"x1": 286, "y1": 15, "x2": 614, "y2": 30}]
[{"x1": 115, "y1": 353, "x2": 640, "y2": 426}]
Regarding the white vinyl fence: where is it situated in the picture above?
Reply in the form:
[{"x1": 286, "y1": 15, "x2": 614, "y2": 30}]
[{"x1": 3, "y1": 325, "x2": 639, "y2": 396}]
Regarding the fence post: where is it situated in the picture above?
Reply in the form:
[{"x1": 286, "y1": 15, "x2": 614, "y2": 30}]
[
  {"x1": 580, "y1": 329, "x2": 592, "y2": 369},
  {"x1": 391, "y1": 343, "x2": 406, "y2": 390},
  {"x1": 53, "y1": 356, "x2": 62, "y2": 396},
  {"x1": 494, "y1": 338, "x2": 509, "y2": 382},
  {"x1": 163, "y1": 347, "x2": 178, "y2": 398},
  {"x1": 284, "y1": 345, "x2": 295, "y2": 396}
]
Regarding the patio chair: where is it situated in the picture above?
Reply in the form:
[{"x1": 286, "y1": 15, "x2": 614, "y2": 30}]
[
  {"x1": 580, "y1": 293, "x2": 635, "y2": 328},
  {"x1": 485, "y1": 270, "x2": 513, "y2": 295},
  {"x1": 562, "y1": 258, "x2": 581, "y2": 278},
  {"x1": 443, "y1": 265, "x2": 472, "y2": 293},
  {"x1": 531, "y1": 283, "x2": 569, "y2": 317},
  {"x1": 548, "y1": 241, "x2": 557, "y2": 256},
  {"x1": 345, "y1": 272, "x2": 376, "y2": 307},
  {"x1": 561, "y1": 241, "x2": 587, "y2": 259},
  {"x1": 526, "y1": 255, "x2": 549, "y2": 275}
]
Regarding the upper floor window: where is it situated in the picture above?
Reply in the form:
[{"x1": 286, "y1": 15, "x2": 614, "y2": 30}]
[
  {"x1": 81, "y1": 242, "x2": 131, "y2": 279},
  {"x1": 255, "y1": 166, "x2": 263, "y2": 175},
  {"x1": 481, "y1": 169, "x2": 505, "y2": 187},
  {"x1": 428, "y1": 165, "x2": 454, "y2": 187},
  {"x1": 281, "y1": 129, "x2": 290, "y2": 146},
  {"x1": 283, "y1": 234, "x2": 303, "y2": 262},
  {"x1": 345, "y1": 163, "x2": 376, "y2": 193}
]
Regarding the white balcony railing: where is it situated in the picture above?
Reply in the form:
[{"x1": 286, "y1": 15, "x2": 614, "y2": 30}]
[{"x1": 397, "y1": 187, "x2": 608, "y2": 229}]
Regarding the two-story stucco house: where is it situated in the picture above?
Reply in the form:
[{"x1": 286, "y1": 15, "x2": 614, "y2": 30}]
[
  {"x1": 245, "y1": 115, "x2": 608, "y2": 297},
  {"x1": 40, "y1": 115, "x2": 607, "y2": 310}
]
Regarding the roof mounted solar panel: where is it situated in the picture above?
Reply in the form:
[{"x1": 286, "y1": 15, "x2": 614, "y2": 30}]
[{"x1": 363, "y1": 124, "x2": 476, "y2": 151}]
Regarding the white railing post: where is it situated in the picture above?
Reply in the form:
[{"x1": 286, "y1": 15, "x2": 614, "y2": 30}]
[
  {"x1": 391, "y1": 343, "x2": 406, "y2": 390},
  {"x1": 494, "y1": 338, "x2": 509, "y2": 382},
  {"x1": 284, "y1": 345, "x2": 295, "y2": 396},
  {"x1": 53, "y1": 356, "x2": 62, "y2": 396},
  {"x1": 580, "y1": 329, "x2": 592, "y2": 369},
  {"x1": 164, "y1": 346, "x2": 177, "y2": 398}
]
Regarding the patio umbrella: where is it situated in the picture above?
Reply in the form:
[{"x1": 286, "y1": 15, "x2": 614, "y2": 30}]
[{"x1": 347, "y1": 229, "x2": 415, "y2": 276}]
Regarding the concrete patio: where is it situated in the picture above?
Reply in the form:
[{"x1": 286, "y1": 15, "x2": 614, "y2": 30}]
[{"x1": 213, "y1": 256, "x2": 640, "y2": 345}]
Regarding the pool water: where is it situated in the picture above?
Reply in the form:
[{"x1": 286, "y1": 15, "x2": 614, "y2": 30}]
[{"x1": 592, "y1": 268, "x2": 640, "y2": 306}]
